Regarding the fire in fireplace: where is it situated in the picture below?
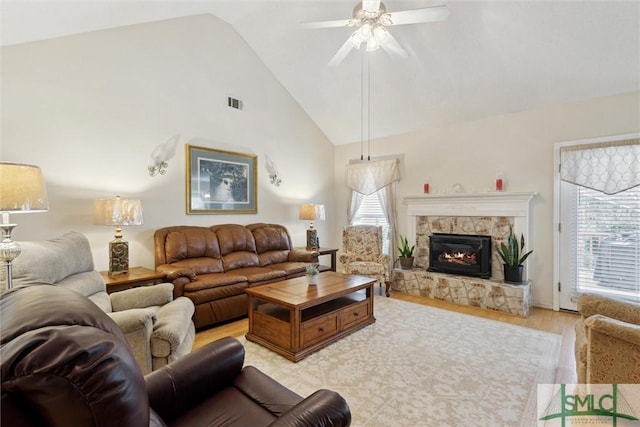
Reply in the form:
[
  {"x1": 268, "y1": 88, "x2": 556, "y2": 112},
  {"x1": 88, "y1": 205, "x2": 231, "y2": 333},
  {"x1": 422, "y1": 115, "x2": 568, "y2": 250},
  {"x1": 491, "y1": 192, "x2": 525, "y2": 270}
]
[{"x1": 428, "y1": 233, "x2": 492, "y2": 279}]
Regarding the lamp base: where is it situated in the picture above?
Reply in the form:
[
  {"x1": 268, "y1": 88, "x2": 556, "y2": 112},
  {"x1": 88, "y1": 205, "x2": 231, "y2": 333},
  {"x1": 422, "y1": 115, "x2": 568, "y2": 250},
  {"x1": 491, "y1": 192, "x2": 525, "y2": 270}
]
[
  {"x1": 306, "y1": 229, "x2": 319, "y2": 250},
  {"x1": 109, "y1": 238, "x2": 129, "y2": 277},
  {"x1": 0, "y1": 223, "x2": 21, "y2": 290}
]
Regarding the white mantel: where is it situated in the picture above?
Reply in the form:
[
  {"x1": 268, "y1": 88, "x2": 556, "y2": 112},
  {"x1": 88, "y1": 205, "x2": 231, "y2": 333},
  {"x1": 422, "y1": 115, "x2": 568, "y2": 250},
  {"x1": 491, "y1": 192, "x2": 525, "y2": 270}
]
[{"x1": 404, "y1": 192, "x2": 537, "y2": 280}]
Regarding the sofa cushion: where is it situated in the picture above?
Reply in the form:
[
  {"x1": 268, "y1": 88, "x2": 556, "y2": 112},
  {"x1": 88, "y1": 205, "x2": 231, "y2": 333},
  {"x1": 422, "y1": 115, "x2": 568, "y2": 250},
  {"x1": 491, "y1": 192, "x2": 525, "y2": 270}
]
[
  {"x1": 231, "y1": 267, "x2": 286, "y2": 283},
  {"x1": 214, "y1": 225, "x2": 257, "y2": 255},
  {"x1": 265, "y1": 262, "x2": 307, "y2": 276},
  {"x1": 258, "y1": 250, "x2": 290, "y2": 266},
  {"x1": 185, "y1": 280, "x2": 249, "y2": 305},
  {"x1": 251, "y1": 225, "x2": 292, "y2": 253},
  {"x1": 172, "y1": 257, "x2": 223, "y2": 275},
  {"x1": 13, "y1": 231, "x2": 95, "y2": 287},
  {"x1": 223, "y1": 251, "x2": 260, "y2": 271},
  {"x1": 165, "y1": 229, "x2": 220, "y2": 263},
  {"x1": 184, "y1": 273, "x2": 248, "y2": 293}
]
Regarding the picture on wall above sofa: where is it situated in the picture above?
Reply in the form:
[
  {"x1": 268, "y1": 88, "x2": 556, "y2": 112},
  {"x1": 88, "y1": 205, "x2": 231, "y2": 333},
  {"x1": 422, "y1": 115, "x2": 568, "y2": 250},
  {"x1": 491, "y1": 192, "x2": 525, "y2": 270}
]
[{"x1": 186, "y1": 144, "x2": 257, "y2": 214}]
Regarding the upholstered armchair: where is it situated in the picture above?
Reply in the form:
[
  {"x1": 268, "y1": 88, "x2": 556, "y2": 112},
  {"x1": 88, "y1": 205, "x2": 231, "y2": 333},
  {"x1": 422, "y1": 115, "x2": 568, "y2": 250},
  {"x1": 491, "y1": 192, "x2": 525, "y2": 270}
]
[
  {"x1": 11, "y1": 231, "x2": 196, "y2": 374},
  {"x1": 339, "y1": 225, "x2": 391, "y2": 296},
  {"x1": 1, "y1": 285, "x2": 352, "y2": 427},
  {"x1": 574, "y1": 293, "x2": 640, "y2": 384}
]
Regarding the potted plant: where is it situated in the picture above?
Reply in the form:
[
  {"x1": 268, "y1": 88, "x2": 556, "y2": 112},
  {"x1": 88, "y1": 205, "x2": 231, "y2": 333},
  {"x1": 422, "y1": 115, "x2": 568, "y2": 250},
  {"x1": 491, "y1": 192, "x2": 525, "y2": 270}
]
[
  {"x1": 496, "y1": 225, "x2": 533, "y2": 283},
  {"x1": 398, "y1": 235, "x2": 415, "y2": 269},
  {"x1": 306, "y1": 264, "x2": 320, "y2": 285}
]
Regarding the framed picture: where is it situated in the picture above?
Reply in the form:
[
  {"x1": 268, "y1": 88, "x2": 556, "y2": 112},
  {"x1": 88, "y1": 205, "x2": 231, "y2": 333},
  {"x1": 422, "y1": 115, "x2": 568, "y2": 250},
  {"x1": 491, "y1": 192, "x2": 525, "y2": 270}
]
[{"x1": 186, "y1": 144, "x2": 257, "y2": 214}]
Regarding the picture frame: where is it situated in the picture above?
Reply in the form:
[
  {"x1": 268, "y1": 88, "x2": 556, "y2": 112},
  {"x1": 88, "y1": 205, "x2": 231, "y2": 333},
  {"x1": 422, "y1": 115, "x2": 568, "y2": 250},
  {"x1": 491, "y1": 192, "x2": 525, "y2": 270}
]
[{"x1": 186, "y1": 144, "x2": 257, "y2": 214}]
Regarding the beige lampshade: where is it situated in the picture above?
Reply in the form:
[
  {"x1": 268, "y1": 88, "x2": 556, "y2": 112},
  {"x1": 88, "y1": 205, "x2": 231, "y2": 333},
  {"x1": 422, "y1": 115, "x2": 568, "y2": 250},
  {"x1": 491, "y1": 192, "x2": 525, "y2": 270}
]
[
  {"x1": 0, "y1": 162, "x2": 49, "y2": 214},
  {"x1": 93, "y1": 196, "x2": 143, "y2": 226},
  {"x1": 299, "y1": 204, "x2": 326, "y2": 221}
]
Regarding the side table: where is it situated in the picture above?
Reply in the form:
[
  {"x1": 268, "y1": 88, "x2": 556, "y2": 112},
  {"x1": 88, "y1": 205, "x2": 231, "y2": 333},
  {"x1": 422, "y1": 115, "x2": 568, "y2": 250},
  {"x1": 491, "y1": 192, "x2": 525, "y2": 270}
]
[
  {"x1": 101, "y1": 266, "x2": 167, "y2": 294},
  {"x1": 296, "y1": 247, "x2": 338, "y2": 272}
]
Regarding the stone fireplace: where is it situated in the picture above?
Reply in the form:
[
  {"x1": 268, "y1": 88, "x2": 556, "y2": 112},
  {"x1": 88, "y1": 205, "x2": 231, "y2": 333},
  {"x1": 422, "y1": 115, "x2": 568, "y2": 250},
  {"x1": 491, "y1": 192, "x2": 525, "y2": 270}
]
[{"x1": 393, "y1": 192, "x2": 537, "y2": 316}]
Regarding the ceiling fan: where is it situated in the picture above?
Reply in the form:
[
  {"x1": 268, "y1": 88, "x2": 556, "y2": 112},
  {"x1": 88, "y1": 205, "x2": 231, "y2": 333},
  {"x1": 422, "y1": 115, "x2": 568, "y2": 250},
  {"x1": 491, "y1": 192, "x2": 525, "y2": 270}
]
[{"x1": 301, "y1": 0, "x2": 449, "y2": 66}]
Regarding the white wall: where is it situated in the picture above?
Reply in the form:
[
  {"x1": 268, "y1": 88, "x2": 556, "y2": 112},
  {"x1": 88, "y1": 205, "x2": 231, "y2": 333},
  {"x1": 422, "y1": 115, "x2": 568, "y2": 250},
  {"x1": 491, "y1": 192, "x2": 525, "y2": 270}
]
[
  {"x1": 334, "y1": 91, "x2": 640, "y2": 308},
  {"x1": 1, "y1": 14, "x2": 336, "y2": 271}
]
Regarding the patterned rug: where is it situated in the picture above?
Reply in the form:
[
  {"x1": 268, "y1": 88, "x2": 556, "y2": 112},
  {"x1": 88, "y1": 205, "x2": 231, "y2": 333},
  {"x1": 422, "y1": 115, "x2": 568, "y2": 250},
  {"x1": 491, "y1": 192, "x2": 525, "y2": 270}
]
[{"x1": 240, "y1": 296, "x2": 561, "y2": 427}]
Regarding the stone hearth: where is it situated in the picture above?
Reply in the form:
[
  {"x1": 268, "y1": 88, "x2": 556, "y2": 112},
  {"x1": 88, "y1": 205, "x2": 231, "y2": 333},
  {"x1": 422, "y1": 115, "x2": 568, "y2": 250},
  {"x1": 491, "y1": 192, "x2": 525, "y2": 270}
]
[{"x1": 392, "y1": 269, "x2": 531, "y2": 316}]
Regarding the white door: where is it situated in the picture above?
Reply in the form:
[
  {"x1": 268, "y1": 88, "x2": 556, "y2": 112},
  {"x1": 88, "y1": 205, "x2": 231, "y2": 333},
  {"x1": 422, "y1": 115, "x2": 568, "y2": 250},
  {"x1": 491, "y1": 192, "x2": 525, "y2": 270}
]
[{"x1": 555, "y1": 136, "x2": 640, "y2": 311}]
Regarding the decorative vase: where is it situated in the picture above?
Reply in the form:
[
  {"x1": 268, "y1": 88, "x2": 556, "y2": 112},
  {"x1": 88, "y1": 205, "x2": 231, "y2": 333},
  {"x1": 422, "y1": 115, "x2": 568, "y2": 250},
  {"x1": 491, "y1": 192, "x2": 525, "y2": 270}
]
[
  {"x1": 308, "y1": 274, "x2": 319, "y2": 286},
  {"x1": 503, "y1": 265, "x2": 524, "y2": 284},
  {"x1": 399, "y1": 257, "x2": 414, "y2": 269}
]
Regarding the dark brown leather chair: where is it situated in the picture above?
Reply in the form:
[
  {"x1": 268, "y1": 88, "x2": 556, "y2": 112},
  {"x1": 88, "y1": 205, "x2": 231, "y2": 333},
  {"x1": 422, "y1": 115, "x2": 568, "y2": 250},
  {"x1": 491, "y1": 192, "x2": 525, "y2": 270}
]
[{"x1": 1, "y1": 285, "x2": 351, "y2": 427}]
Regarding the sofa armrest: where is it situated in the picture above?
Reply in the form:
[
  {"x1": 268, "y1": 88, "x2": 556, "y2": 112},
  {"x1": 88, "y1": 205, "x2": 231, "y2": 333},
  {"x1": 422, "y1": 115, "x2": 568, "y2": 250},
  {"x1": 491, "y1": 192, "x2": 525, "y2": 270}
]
[
  {"x1": 268, "y1": 389, "x2": 352, "y2": 427},
  {"x1": 288, "y1": 249, "x2": 318, "y2": 263},
  {"x1": 585, "y1": 314, "x2": 640, "y2": 347},
  {"x1": 150, "y1": 297, "x2": 195, "y2": 358},
  {"x1": 578, "y1": 293, "x2": 640, "y2": 324},
  {"x1": 108, "y1": 309, "x2": 155, "y2": 374},
  {"x1": 110, "y1": 283, "x2": 174, "y2": 311},
  {"x1": 156, "y1": 264, "x2": 197, "y2": 282},
  {"x1": 145, "y1": 336, "x2": 245, "y2": 423}
]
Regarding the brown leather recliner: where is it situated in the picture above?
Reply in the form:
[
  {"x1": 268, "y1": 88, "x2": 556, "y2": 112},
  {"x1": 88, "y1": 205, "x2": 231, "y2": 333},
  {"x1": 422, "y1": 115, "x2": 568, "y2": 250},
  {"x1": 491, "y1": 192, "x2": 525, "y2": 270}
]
[{"x1": 1, "y1": 285, "x2": 351, "y2": 427}]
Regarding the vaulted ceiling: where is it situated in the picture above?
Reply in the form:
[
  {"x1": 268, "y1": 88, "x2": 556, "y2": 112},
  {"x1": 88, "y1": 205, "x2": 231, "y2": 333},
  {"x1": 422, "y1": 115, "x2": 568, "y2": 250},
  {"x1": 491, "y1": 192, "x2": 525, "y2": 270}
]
[{"x1": 2, "y1": 1, "x2": 639, "y2": 145}]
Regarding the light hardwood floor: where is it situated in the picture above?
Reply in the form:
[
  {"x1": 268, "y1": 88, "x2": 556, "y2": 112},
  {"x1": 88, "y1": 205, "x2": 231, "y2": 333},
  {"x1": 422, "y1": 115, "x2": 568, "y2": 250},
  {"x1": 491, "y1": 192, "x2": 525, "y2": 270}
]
[{"x1": 194, "y1": 290, "x2": 580, "y2": 384}]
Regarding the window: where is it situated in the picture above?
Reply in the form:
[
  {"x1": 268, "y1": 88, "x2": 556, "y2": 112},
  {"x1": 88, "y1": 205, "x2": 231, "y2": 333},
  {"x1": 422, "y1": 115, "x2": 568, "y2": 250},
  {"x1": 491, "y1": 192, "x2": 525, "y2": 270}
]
[
  {"x1": 574, "y1": 185, "x2": 640, "y2": 300},
  {"x1": 351, "y1": 190, "x2": 390, "y2": 254}
]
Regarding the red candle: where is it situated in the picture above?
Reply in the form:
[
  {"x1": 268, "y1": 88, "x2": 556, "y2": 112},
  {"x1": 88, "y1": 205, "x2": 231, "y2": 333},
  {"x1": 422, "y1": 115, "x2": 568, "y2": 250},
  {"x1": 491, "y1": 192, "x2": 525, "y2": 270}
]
[
  {"x1": 423, "y1": 183, "x2": 430, "y2": 194},
  {"x1": 495, "y1": 178, "x2": 503, "y2": 192}
]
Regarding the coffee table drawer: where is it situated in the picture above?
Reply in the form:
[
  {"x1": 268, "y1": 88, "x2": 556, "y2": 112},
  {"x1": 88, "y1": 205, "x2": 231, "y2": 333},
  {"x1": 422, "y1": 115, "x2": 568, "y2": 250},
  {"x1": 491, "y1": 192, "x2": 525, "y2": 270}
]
[
  {"x1": 301, "y1": 314, "x2": 338, "y2": 347},
  {"x1": 340, "y1": 300, "x2": 370, "y2": 329}
]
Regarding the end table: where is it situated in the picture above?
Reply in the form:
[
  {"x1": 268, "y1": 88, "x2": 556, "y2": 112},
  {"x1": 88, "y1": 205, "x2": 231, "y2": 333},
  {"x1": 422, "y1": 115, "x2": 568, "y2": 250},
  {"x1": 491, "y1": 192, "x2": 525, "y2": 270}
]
[{"x1": 101, "y1": 266, "x2": 167, "y2": 294}]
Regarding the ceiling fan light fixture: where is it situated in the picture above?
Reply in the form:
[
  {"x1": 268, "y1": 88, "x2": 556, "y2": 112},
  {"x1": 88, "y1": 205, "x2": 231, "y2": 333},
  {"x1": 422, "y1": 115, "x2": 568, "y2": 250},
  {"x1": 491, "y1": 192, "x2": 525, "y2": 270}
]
[
  {"x1": 366, "y1": 36, "x2": 380, "y2": 52},
  {"x1": 373, "y1": 25, "x2": 391, "y2": 45}
]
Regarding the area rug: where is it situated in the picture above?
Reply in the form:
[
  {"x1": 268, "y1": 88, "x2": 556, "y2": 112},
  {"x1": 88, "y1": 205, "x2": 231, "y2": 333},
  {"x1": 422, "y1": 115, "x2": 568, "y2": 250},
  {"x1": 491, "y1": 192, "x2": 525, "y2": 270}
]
[{"x1": 240, "y1": 296, "x2": 561, "y2": 427}]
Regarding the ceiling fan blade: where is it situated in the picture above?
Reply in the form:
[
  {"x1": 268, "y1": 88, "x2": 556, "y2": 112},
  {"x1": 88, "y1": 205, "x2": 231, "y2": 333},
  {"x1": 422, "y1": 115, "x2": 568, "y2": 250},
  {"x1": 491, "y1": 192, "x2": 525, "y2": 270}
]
[
  {"x1": 300, "y1": 19, "x2": 352, "y2": 29},
  {"x1": 379, "y1": 30, "x2": 408, "y2": 59},
  {"x1": 362, "y1": 0, "x2": 381, "y2": 13},
  {"x1": 387, "y1": 5, "x2": 449, "y2": 26},
  {"x1": 328, "y1": 36, "x2": 357, "y2": 67}
]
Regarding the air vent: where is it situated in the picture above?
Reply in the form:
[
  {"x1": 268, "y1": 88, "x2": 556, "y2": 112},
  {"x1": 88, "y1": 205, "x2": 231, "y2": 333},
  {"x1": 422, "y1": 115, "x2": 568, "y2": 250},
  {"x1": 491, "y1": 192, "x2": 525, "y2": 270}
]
[{"x1": 227, "y1": 96, "x2": 242, "y2": 110}]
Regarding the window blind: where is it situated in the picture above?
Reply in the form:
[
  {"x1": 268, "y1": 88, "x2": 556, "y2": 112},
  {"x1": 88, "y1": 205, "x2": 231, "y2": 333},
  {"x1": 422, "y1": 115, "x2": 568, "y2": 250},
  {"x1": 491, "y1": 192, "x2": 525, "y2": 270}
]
[
  {"x1": 352, "y1": 191, "x2": 390, "y2": 254},
  {"x1": 574, "y1": 185, "x2": 640, "y2": 300}
]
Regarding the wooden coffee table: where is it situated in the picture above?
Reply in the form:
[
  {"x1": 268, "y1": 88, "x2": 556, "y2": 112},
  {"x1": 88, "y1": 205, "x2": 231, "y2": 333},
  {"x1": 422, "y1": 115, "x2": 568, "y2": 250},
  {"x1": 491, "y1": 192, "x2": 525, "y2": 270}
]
[{"x1": 245, "y1": 271, "x2": 376, "y2": 362}]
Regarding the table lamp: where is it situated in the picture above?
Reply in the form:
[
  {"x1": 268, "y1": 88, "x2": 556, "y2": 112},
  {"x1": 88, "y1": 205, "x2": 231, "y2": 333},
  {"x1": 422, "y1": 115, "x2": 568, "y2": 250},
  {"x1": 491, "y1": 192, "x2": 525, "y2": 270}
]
[
  {"x1": 93, "y1": 195, "x2": 143, "y2": 277},
  {"x1": 0, "y1": 162, "x2": 49, "y2": 289},
  {"x1": 299, "y1": 203, "x2": 325, "y2": 250}
]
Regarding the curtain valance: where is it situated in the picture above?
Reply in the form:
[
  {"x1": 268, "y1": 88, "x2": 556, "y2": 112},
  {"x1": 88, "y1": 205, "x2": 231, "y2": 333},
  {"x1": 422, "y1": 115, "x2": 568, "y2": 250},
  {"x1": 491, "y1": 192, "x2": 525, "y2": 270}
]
[
  {"x1": 346, "y1": 159, "x2": 400, "y2": 195},
  {"x1": 560, "y1": 138, "x2": 639, "y2": 195}
]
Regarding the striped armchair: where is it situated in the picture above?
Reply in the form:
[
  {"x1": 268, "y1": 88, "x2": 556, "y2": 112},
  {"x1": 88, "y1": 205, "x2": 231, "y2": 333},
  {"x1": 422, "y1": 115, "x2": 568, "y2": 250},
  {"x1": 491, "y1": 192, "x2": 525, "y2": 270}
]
[{"x1": 339, "y1": 225, "x2": 390, "y2": 296}]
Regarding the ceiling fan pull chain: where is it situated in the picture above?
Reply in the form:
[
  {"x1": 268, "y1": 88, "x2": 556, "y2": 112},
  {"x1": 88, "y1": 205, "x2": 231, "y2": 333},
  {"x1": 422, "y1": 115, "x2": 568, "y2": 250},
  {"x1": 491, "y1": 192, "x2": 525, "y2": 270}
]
[
  {"x1": 367, "y1": 53, "x2": 371, "y2": 161},
  {"x1": 360, "y1": 50, "x2": 365, "y2": 161}
]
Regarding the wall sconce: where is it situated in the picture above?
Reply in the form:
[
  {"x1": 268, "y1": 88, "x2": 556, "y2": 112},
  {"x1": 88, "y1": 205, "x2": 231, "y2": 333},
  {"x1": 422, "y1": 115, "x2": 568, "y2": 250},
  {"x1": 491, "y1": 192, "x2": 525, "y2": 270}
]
[
  {"x1": 0, "y1": 162, "x2": 49, "y2": 289},
  {"x1": 148, "y1": 161, "x2": 168, "y2": 177},
  {"x1": 93, "y1": 195, "x2": 143, "y2": 277},
  {"x1": 299, "y1": 203, "x2": 325, "y2": 250},
  {"x1": 265, "y1": 155, "x2": 282, "y2": 187},
  {"x1": 148, "y1": 135, "x2": 179, "y2": 177}
]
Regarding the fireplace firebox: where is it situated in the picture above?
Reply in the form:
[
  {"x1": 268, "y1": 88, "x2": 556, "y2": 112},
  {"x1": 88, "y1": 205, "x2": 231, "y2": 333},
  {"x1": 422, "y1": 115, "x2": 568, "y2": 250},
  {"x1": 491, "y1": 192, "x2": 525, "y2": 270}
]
[{"x1": 427, "y1": 233, "x2": 492, "y2": 279}]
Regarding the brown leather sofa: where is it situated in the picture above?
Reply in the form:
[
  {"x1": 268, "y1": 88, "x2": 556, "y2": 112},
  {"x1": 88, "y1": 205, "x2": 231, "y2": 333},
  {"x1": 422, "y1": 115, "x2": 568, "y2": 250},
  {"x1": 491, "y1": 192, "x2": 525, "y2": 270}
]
[
  {"x1": 1, "y1": 285, "x2": 352, "y2": 427},
  {"x1": 154, "y1": 223, "x2": 318, "y2": 328}
]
